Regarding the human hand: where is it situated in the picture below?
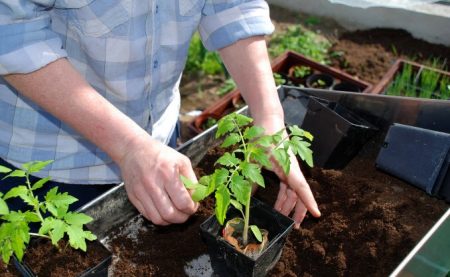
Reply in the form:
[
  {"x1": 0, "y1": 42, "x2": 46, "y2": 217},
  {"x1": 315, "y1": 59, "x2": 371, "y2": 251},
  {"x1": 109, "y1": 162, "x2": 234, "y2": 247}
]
[
  {"x1": 254, "y1": 115, "x2": 321, "y2": 229},
  {"x1": 118, "y1": 134, "x2": 199, "y2": 225}
]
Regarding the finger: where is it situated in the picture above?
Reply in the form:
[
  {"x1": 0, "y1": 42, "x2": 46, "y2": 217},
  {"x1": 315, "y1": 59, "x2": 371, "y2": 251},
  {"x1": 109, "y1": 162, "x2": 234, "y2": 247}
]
[
  {"x1": 292, "y1": 200, "x2": 308, "y2": 229},
  {"x1": 169, "y1": 158, "x2": 199, "y2": 213},
  {"x1": 274, "y1": 182, "x2": 287, "y2": 211},
  {"x1": 279, "y1": 185, "x2": 297, "y2": 216},
  {"x1": 288, "y1": 172, "x2": 321, "y2": 218},
  {"x1": 126, "y1": 186, "x2": 170, "y2": 225}
]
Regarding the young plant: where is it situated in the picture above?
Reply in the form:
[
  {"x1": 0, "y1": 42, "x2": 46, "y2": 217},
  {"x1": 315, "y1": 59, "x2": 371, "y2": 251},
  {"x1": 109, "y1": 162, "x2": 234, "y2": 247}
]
[
  {"x1": 0, "y1": 161, "x2": 96, "y2": 264},
  {"x1": 182, "y1": 113, "x2": 313, "y2": 248},
  {"x1": 292, "y1": 65, "x2": 312, "y2": 78}
]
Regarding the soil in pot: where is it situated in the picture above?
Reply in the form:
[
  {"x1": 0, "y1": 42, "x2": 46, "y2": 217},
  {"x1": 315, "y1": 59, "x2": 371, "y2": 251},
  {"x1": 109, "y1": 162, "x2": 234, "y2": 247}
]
[
  {"x1": 102, "y1": 137, "x2": 448, "y2": 276},
  {"x1": 17, "y1": 238, "x2": 111, "y2": 277}
]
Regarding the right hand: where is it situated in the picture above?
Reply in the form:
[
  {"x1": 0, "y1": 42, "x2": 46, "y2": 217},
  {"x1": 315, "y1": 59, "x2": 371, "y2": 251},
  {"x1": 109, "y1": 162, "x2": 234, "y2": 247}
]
[{"x1": 118, "y1": 134, "x2": 199, "y2": 225}]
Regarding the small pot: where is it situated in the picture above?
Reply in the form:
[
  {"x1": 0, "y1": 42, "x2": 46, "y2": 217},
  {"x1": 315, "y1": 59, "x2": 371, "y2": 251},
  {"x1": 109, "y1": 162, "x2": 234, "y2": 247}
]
[
  {"x1": 301, "y1": 97, "x2": 378, "y2": 169},
  {"x1": 305, "y1": 74, "x2": 334, "y2": 90},
  {"x1": 13, "y1": 238, "x2": 112, "y2": 277},
  {"x1": 287, "y1": 65, "x2": 312, "y2": 86},
  {"x1": 331, "y1": 82, "x2": 362, "y2": 93},
  {"x1": 200, "y1": 197, "x2": 294, "y2": 277}
]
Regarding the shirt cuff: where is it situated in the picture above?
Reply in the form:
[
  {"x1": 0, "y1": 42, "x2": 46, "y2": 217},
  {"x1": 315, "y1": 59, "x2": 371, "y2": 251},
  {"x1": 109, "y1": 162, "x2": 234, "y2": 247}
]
[
  {"x1": 0, "y1": 18, "x2": 68, "y2": 75},
  {"x1": 199, "y1": 1, "x2": 274, "y2": 51}
]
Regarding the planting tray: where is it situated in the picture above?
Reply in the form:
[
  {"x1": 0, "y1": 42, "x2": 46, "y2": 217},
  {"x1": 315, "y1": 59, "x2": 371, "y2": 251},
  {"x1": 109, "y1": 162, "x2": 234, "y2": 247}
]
[
  {"x1": 370, "y1": 58, "x2": 450, "y2": 100},
  {"x1": 80, "y1": 86, "x2": 450, "y2": 276},
  {"x1": 189, "y1": 51, "x2": 373, "y2": 135}
]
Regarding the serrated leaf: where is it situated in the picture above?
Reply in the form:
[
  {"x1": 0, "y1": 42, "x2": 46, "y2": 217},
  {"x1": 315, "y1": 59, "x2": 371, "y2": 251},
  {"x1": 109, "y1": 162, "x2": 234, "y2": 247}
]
[
  {"x1": 48, "y1": 219, "x2": 65, "y2": 246},
  {"x1": 0, "y1": 165, "x2": 11, "y2": 173},
  {"x1": 250, "y1": 225, "x2": 263, "y2": 242},
  {"x1": 289, "y1": 125, "x2": 314, "y2": 141},
  {"x1": 289, "y1": 138, "x2": 314, "y2": 167},
  {"x1": 45, "y1": 187, "x2": 78, "y2": 208},
  {"x1": 229, "y1": 199, "x2": 243, "y2": 213},
  {"x1": 39, "y1": 217, "x2": 54, "y2": 235},
  {"x1": 221, "y1": 133, "x2": 240, "y2": 148},
  {"x1": 273, "y1": 149, "x2": 290, "y2": 174},
  {"x1": 66, "y1": 225, "x2": 87, "y2": 251},
  {"x1": 241, "y1": 162, "x2": 265, "y2": 187},
  {"x1": 216, "y1": 116, "x2": 235, "y2": 138},
  {"x1": 3, "y1": 211, "x2": 26, "y2": 222},
  {"x1": 243, "y1": 126, "x2": 264, "y2": 140},
  {"x1": 216, "y1": 152, "x2": 240, "y2": 167},
  {"x1": 255, "y1": 135, "x2": 272, "y2": 148},
  {"x1": 0, "y1": 198, "x2": 9, "y2": 215},
  {"x1": 191, "y1": 184, "x2": 209, "y2": 202},
  {"x1": 3, "y1": 185, "x2": 28, "y2": 200},
  {"x1": 234, "y1": 114, "x2": 253, "y2": 126},
  {"x1": 250, "y1": 147, "x2": 271, "y2": 169},
  {"x1": 64, "y1": 212, "x2": 93, "y2": 226},
  {"x1": 230, "y1": 175, "x2": 251, "y2": 205},
  {"x1": 31, "y1": 177, "x2": 51, "y2": 191},
  {"x1": 23, "y1": 211, "x2": 40, "y2": 223},
  {"x1": 180, "y1": 175, "x2": 197, "y2": 189},
  {"x1": 215, "y1": 185, "x2": 230, "y2": 225},
  {"x1": 22, "y1": 160, "x2": 53, "y2": 174},
  {"x1": 2, "y1": 169, "x2": 26, "y2": 179}
]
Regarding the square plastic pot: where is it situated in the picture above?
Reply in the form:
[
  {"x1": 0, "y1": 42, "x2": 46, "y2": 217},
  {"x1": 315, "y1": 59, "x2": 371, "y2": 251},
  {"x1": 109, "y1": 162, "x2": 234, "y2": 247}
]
[
  {"x1": 200, "y1": 197, "x2": 294, "y2": 277},
  {"x1": 375, "y1": 123, "x2": 450, "y2": 202},
  {"x1": 301, "y1": 97, "x2": 378, "y2": 169},
  {"x1": 12, "y1": 238, "x2": 112, "y2": 277}
]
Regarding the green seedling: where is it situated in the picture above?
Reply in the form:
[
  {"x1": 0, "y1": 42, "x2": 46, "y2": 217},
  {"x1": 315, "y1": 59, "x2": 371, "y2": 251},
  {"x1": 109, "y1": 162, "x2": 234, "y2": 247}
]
[
  {"x1": 181, "y1": 113, "x2": 313, "y2": 247},
  {"x1": 273, "y1": 73, "x2": 287, "y2": 86},
  {"x1": 0, "y1": 161, "x2": 96, "y2": 264},
  {"x1": 292, "y1": 65, "x2": 312, "y2": 78}
]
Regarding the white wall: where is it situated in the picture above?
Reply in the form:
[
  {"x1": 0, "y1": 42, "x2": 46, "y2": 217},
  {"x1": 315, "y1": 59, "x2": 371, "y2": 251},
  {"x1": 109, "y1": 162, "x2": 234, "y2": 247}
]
[{"x1": 268, "y1": 0, "x2": 450, "y2": 46}]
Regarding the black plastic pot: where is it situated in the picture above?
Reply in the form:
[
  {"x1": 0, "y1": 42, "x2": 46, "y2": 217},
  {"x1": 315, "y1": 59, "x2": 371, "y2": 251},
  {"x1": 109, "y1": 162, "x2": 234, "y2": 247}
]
[
  {"x1": 301, "y1": 97, "x2": 378, "y2": 169},
  {"x1": 375, "y1": 123, "x2": 450, "y2": 201},
  {"x1": 305, "y1": 73, "x2": 334, "y2": 90},
  {"x1": 331, "y1": 82, "x2": 362, "y2": 93},
  {"x1": 200, "y1": 197, "x2": 294, "y2": 277},
  {"x1": 12, "y1": 238, "x2": 112, "y2": 277}
]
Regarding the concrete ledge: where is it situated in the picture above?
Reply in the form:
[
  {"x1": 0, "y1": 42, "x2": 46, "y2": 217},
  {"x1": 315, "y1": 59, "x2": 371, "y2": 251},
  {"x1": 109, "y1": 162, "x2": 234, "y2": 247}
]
[{"x1": 268, "y1": 0, "x2": 450, "y2": 46}]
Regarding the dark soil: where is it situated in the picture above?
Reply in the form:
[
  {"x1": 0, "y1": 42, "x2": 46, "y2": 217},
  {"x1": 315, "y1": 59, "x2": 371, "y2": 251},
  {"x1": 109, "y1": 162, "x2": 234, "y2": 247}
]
[
  {"x1": 103, "y1": 137, "x2": 448, "y2": 276},
  {"x1": 0, "y1": 238, "x2": 111, "y2": 277}
]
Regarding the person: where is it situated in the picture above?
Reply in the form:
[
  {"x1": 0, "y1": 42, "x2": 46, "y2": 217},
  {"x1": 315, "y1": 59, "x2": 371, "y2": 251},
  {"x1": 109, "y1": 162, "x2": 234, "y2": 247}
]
[{"x1": 0, "y1": 0, "x2": 320, "y2": 229}]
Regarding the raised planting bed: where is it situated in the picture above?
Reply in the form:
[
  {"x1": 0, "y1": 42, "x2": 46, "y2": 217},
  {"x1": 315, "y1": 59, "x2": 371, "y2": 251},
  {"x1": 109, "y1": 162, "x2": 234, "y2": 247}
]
[
  {"x1": 370, "y1": 59, "x2": 450, "y2": 100},
  {"x1": 78, "y1": 88, "x2": 450, "y2": 276},
  {"x1": 189, "y1": 51, "x2": 373, "y2": 135}
]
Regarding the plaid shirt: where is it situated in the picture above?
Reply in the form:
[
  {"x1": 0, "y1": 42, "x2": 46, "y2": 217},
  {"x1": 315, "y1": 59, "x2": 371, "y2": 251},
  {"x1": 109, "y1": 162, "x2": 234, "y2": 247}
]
[{"x1": 0, "y1": 0, "x2": 274, "y2": 184}]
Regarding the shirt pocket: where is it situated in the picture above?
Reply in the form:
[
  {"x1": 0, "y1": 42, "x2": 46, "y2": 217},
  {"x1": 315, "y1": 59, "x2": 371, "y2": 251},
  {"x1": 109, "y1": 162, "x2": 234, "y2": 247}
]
[
  {"x1": 178, "y1": 0, "x2": 204, "y2": 17},
  {"x1": 67, "y1": 0, "x2": 132, "y2": 37}
]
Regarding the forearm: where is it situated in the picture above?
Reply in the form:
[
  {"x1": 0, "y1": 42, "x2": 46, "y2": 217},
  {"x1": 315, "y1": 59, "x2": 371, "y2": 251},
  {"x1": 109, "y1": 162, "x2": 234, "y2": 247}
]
[
  {"x1": 3, "y1": 58, "x2": 150, "y2": 164},
  {"x1": 219, "y1": 36, "x2": 284, "y2": 132}
]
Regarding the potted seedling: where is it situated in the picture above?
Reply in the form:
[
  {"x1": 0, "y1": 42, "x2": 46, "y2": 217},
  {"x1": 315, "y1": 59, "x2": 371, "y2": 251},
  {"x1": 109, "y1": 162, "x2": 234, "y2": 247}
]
[
  {"x1": 181, "y1": 113, "x2": 314, "y2": 276},
  {"x1": 0, "y1": 160, "x2": 111, "y2": 276},
  {"x1": 305, "y1": 73, "x2": 334, "y2": 89},
  {"x1": 288, "y1": 65, "x2": 312, "y2": 85}
]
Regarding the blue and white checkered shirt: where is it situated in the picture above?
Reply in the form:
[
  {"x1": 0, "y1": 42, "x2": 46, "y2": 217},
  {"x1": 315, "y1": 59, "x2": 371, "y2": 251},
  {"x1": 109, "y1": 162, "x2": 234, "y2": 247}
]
[{"x1": 0, "y1": 0, "x2": 274, "y2": 184}]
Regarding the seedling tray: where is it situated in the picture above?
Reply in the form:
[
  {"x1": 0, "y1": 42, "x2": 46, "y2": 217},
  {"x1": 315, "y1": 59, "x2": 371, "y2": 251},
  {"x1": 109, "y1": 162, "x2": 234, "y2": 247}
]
[
  {"x1": 189, "y1": 51, "x2": 373, "y2": 135},
  {"x1": 370, "y1": 59, "x2": 450, "y2": 100}
]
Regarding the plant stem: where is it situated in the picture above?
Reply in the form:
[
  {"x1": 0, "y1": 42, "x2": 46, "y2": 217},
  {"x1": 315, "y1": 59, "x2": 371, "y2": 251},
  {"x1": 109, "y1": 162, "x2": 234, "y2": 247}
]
[
  {"x1": 29, "y1": 233, "x2": 50, "y2": 239},
  {"x1": 243, "y1": 189, "x2": 251, "y2": 246}
]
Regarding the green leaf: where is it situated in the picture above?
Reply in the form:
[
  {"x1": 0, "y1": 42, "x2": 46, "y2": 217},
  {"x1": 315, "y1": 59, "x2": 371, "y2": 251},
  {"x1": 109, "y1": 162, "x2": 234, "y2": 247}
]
[
  {"x1": 290, "y1": 138, "x2": 314, "y2": 167},
  {"x1": 48, "y1": 219, "x2": 66, "y2": 246},
  {"x1": 0, "y1": 165, "x2": 11, "y2": 173},
  {"x1": 45, "y1": 187, "x2": 78, "y2": 209},
  {"x1": 64, "y1": 212, "x2": 93, "y2": 226},
  {"x1": 0, "y1": 198, "x2": 9, "y2": 215},
  {"x1": 229, "y1": 199, "x2": 243, "y2": 213},
  {"x1": 3, "y1": 186, "x2": 28, "y2": 200},
  {"x1": 23, "y1": 211, "x2": 40, "y2": 223},
  {"x1": 180, "y1": 175, "x2": 197, "y2": 189},
  {"x1": 31, "y1": 177, "x2": 51, "y2": 191},
  {"x1": 215, "y1": 184, "x2": 230, "y2": 225},
  {"x1": 216, "y1": 152, "x2": 240, "y2": 167},
  {"x1": 255, "y1": 135, "x2": 272, "y2": 148},
  {"x1": 234, "y1": 114, "x2": 253, "y2": 126},
  {"x1": 66, "y1": 225, "x2": 87, "y2": 251},
  {"x1": 191, "y1": 184, "x2": 209, "y2": 202},
  {"x1": 216, "y1": 116, "x2": 235, "y2": 138},
  {"x1": 273, "y1": 148, "x2": 290, "y2": 174},
  {"x1": 22, "y1": 160, "x2": 53, "y2": 174},
  {"x1": 250, "y1": 147, "x2": 271, "y2": 169},
  {"x1": 243, "y1": 126, "x2": 264, "y2": 140},
  {"x1": 240, "y1": 162, "x2": 264, "y2": 187},
  {"x1": 221, "y1": 133, "x2": 240, "y2": 148},
  {"x1": 2, "y1": 169, "x2": 26, "y2": 179},
  {"x1": 250, "y1": 225, "x2": 263, "y2": 243},
  {"x1": 230, "y1": 174, "x2": 251, "y2": 205}
]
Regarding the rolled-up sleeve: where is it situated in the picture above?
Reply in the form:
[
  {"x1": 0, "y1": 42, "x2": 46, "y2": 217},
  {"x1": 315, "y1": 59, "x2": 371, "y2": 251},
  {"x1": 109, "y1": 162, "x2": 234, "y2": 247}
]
[
  {"x1": 199, "y1": 0, "x2": 274, "y2": 51},
  {"x1": 0, "y1": 1, "x2": 67, "y2": 75}
]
